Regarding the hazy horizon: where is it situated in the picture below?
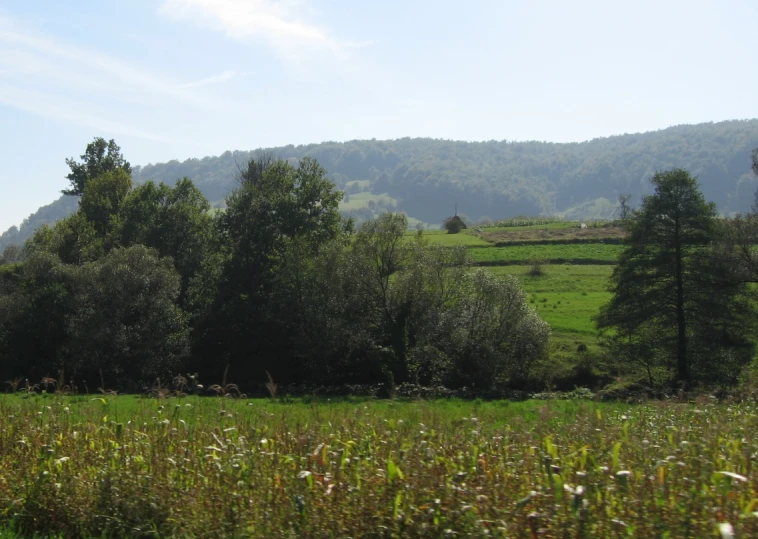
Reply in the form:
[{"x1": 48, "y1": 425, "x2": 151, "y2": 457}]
[{"x1": 2, "y1": 0, "x2": 757, "y2": 231}]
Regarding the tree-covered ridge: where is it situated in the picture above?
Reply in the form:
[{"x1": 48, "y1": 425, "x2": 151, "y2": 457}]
[
  {"x1": 133, "y1": 119, "x2": 758, "y2": 219},
  {"x1": 3, "y1": 119, "x2": 758, "y2": 251}
]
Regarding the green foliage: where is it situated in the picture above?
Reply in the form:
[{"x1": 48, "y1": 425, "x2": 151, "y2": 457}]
[
  {"x1": 68, "y1": 246, "x2": 189, "y2": 385},
  {"x1": 442, "y1": 215, "x2": 466, "y2": 234},
  {"x1": 446, "y1": 269, "x2": 551, "y2": 387},
  {"x1": 27, "y1": 213, "x2": 103, "y2": 265},
  {"x1": 0, "y1": 253, "x2": 74, "y2": 381},
  {"x1": 195, "y1": 156, "x2": 346, "y2": 383},
  {"x1": 597, "y1": 169, "x2": 755, "y2": 385},
  {"x1": 117, "y1": 178, "x2": 214, "y2": 306},
  {"x1": 0, "y1": 247, "x2": 189, "y2": 387},
  {"x1": 7, "y1": 139, "x2": 758, "y2": 395},
  {"x1": 62, "y1": 137, "x2": 131, "y2": 197},
  {"x1": 79, "y1": 168, "x2": 132, "y2": 237}
]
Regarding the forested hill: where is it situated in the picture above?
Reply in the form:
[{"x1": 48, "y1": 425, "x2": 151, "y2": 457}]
[{"x1": 3, "y1": 119, "x2": 758, "y2": 251}]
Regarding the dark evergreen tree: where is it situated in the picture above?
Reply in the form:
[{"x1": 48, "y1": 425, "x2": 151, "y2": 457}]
[{"x1": 597, "y1": 169, "x2": 754, "y2": 385}]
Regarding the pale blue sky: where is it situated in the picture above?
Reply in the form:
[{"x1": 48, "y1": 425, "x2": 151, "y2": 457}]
[{"x1": 1, "y1": 0, "x2": 757, "y2": 232}]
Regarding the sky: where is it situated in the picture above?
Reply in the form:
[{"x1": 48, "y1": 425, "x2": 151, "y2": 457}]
[{"x1": 1, "y1": 0, "x2": 757, "y2": 232}]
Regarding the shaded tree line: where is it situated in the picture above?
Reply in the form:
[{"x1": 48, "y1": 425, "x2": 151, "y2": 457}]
[{"x1": 0, "y1": 139, "x2": 550, "y2": 392}]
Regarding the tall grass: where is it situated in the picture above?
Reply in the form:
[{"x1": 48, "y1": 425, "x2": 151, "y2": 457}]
[{"x1": 0, "y1": 395, "x2": 755, "y2": 537}]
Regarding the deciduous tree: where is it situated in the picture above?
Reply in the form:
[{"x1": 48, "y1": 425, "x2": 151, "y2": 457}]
[{"x1": 63, "y1": 138, "x2": 131, "y2": 196}]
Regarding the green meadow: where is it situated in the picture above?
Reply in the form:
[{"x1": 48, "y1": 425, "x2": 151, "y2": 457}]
[
  {"x1": 468, "y1": 243, "x2": 623, "y2": 264},
  {"x1": 419, "y1": 223, "x2": 621, "y2": 372}
]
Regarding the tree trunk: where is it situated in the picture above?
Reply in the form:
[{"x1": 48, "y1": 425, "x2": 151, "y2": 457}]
[
  {"x1": 389, "y1": 313, "x2": 410, "y2": 384},
  {"x1": 674, "y1": 224, "x2": 689, "y2": 383}
]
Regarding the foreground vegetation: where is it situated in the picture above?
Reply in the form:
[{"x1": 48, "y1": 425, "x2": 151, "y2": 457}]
[{"x1": 0, "y1": 395, "x2": 755, "y2": 538}]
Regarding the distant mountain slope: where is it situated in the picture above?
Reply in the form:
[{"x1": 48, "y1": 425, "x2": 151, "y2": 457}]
[{"x1": 3, "y1": 120, "x2": 758, "y2": 251}]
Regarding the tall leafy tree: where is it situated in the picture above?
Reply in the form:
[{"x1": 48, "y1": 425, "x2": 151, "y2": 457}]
[
  {"x1": 79, "y1": 169, "x2": 133, "y2": 238},
  {"x1": 63, "y1": 138, "x2": 132, "y2": 196},
  {"x1": 68, "y1": 245, "x2": 189, "y2": 387},
  {"x1": 597, "y1": 169, "x2": 753, "y2": 385},
  {"x1": 0, "y1": 253, "x2": 74, "y2": 382},
  {"x1": 26, "y1": 213, "x2": 103, "y2": 265},
  {"x1": 196, "y1": 156, "x2": 345, "y2": 382},
  {"x1": 117, "y1": 178, "x2": 214, "y2": 306}
]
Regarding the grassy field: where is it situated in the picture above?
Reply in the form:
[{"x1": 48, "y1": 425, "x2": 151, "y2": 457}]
[
  {"x1": 487, "y1": 265, "x2": 613, "y2": 370},
  {"x1": 406, "y1": 229, "x2": 493, "y2": 247},
  {"x1": 340, "y1": 191, "x2": 399, "y2": 212},
  {"x1": 482, "y1": 225, "x2": 626, "y2": 244},
  {"x1": 468, "y1": 243, "x2": 623, "y2": 264},
  {"x1": 420, "y1": 220, "x2": 622, "y2": 372},
  {"x1": 407, "y1": 223, "x2": 620, "y2": 363},
  {"x1": 0, "y1": 394, "x2": 755, "y2": 537}
]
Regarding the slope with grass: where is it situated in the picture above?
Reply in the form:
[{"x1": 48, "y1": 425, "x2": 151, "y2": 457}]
[
  {"x1": 468, "y1": 243, "x2": 623, "y2": 265},
  {"x1": 419, "y1": 220, "x2": 620, "y2": 384}
]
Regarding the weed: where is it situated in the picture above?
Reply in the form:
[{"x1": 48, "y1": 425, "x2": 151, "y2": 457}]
[{"x1": 0, "y1": 396, "x2": 754, "y2": 537}]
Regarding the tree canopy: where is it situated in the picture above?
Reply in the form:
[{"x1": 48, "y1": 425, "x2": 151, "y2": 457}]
[{"x1": 63, "y1": 137, "x2": 132, "y2": 197}]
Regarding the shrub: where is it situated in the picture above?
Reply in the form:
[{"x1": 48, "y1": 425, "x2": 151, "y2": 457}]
[
  {"x1": 443, "y1": 215, "x2": 466, "y2": 234},
  {"x1": 527, "y1": 259, "x2": 545, "y2": 276}
]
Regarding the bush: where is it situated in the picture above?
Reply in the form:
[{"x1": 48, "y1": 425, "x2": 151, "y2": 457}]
[
  {"x1": 527, "y1": 259, "x2": 546, "y2": 276},
  {"x1": 443, "y1": 215, "x2": 466, "y2": 234}
]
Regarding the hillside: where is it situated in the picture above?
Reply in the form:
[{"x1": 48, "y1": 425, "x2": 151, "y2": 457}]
[{"x1": 2, "y1": 119, "x2": 758, "y2": 251}]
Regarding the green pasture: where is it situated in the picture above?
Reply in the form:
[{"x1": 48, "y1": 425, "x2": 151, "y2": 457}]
[
  {"x1": 488, "y1": 265, "x2": 611, "y2": 338},
  {"x1": 408, "y1": 229, "x2": 492, "y2": 247},
  {"x1": 481, "y1": 221, "x2": 581, "y2": 232},
  {"x1": 340, "y1": 191, "x2": 399, "y2": 212},
  {"x1": 469, "y1": 243, "x2": 623, "y2": 264}
]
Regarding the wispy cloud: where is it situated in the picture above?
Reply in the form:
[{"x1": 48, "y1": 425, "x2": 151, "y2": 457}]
[
  {"x1": 0, "y1": 26, "x2": 215, "y2": 107},
  {"x1": 159, "y1": 0, "x2": 370, "y2": 62},
  {"x1": 181, "y1": 70, "x2": 242, "y2": 88},
  {"x1": 0, "y1": 16, "x2": 226, "y2": 141},
  {"x1": 0, "y1": 83, "x2": 176, "y2": 142}
]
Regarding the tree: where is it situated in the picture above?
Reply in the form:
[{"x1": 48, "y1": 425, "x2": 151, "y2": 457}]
[
  {"x1": 195, "y1": 156, "x2": 346, "y2": 383},
  {"x1": 68, "y1": 246, "x2": 189, "y2": 387},
  {"x1": 597, "y1": 169, "x2": 754, "y2": 385},
  {"x1": 79, "y1": 169, "x2": 133, "y2": 238},
  {"x1": 237, "y1": 151, "x2": 277, "y2": 187},
  {"x1": 63, "y1": 138, "x2": 131, "y2": 196},
  {"x1": 446, "y1": 270, "x2": 550, "y2": 388},
  {"x1": 0, "y1": 244, "x2": 23, "y2": 265},
  {"x1": 26, "y1": 213, "x2": 103, "y2": 265},
  {"x1": 117, "y1": 178, "x2": 214, "y2": 306},
  {"x1": 345, "y1": 214, "x2": 479, "y2": 385},
  {"x1": 617, "y1": 194, "x2": 632, "y2": 220},
  {"x1": 0, "y1": 253, "x2": 75, "y2": 382}
]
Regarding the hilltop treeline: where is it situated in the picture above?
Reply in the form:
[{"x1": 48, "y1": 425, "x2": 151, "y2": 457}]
[
  {"x1": 3, "y1": 120, "x2": 758, "y2": 252},
  {"x1": 0, "y1": 146, "x2": 550, "y2": 392}
]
